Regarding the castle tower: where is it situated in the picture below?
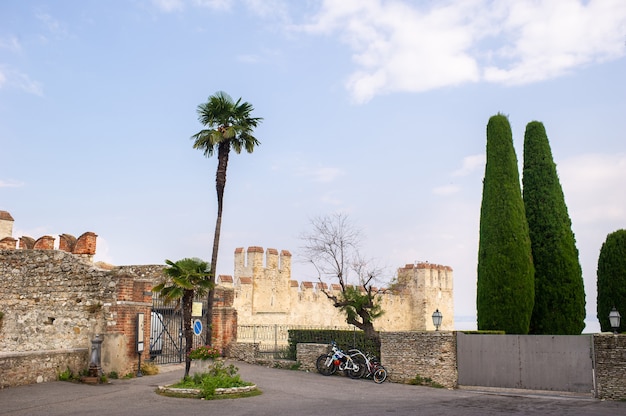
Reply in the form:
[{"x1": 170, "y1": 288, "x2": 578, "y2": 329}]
[
  {"x1": 233, "y1": 247, "x2": 293, "y2": 315},
  {"x1": 390, "y1": 262, "x2": 454, "y2": 331},
  {"x1": 0, "y1": 211, "x2": 15, "y2": 240}
]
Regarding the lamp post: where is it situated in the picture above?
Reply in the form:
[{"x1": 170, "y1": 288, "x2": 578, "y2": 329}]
[
  {"x1": 432, "y1": 309, "x2": 443, "y2": 331},
  {"x1": 609, "y1": 306, "x2": 621, "y2": 334}
]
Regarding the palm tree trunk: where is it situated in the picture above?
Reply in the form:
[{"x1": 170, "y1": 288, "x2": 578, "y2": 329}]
[
  {"x1": 183, "y1": 290, "x2": 193, "y2": 377},
  {"x1": 205, "y1": 142, "x2": 230, "y2": 345}
]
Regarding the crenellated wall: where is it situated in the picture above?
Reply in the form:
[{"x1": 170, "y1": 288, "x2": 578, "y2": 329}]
[
  {"x1": 0, "y1": 211, "x2": 238, "y2": 387},
  {"x1": 220, "y1": 246, "x2": 455, "y2": 332}
]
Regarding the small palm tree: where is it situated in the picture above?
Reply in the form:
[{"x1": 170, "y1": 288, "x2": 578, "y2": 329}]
[
  {"x1": 152, "y1": 257, "x2": 212, "y2": 377},
  {"x1": 191, "y1": 91, "x2": 262, "y2": 344}
]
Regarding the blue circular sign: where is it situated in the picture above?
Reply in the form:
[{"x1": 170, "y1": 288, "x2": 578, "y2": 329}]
[{"x1": 193, "y1": 319, "x2": 203, "y2": 336}]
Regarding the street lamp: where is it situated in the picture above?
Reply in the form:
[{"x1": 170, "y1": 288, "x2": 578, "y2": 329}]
[
  {"x1": 432, "y1": 309, "x2": 443, "y2": 331},
  {"x1": 609, "y1": 306, "x2": 621, "y2": 334}
]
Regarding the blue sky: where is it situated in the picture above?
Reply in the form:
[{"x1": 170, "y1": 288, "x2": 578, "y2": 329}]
[{"x1": 1, "y1": 0, "x2": 625, "y2": 331}]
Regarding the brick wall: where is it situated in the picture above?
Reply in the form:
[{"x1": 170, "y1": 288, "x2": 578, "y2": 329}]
[
  {"x1": 380, "y1": 331, "x2": 457, "y2": 388},
  {"x1": 594, "y1": 334, "x2": 626, "y2": 400}
]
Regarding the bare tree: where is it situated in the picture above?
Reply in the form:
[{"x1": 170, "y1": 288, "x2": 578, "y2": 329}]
[{"x1": 300, "y1": 213, "x2": 384, "y2": 346}]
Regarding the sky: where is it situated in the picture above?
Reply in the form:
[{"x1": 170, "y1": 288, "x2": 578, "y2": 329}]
[{"x1": 1, "y1": 0, "x2": 625, "y2": 332}]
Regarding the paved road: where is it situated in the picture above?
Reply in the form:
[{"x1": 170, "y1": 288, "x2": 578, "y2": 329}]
[{"x1": 1, "y1": 361, "x2": 624, "y2": 416}]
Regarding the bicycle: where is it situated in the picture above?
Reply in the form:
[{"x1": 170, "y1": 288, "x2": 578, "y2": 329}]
[
  {"x1": 348, "y1": 348, "x2": 388, "y2": 383},
  {"x1": 315, "y1": 341, "x2": 363, "y2": 379}
]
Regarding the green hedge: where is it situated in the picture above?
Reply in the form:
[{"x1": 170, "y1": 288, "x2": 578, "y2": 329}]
[{"x1": 287, "y1": 329, "x2": 380, "y2": 360}]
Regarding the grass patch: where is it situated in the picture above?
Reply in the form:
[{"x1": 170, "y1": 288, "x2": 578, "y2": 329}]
[
  {"x1": 141, "y1": 362, "x2": 160, "y2": 375},
  {"x1": 408, "y1": 374, "x2": 445, "y2": 389},
  {"x1": 167, "y1": 361, "x2": 255, "y2": 400},
  {"x1": 58, "y1": 367, "x2": 75, "y2": 381}
]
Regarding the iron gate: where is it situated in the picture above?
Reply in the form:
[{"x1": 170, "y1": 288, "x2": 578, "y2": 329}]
[{"x1": 150, "y1": 293, "x2": 206, "y2": 364}]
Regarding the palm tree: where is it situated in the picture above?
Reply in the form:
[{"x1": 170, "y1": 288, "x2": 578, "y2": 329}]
[
  {"x1": 191, "y1": 91, "x2": 262, "y2": 344},
  {"x1": 152, "y1": 257, "x2": 212, "y2": 377}
]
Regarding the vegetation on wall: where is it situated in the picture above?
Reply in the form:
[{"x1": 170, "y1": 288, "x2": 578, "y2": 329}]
[
  {"x1": 300, "y1": 213, "x2": 384, "y2": 347},
  {"x1": 597, "y1": 229, "x2": 626, "y2": 333},
  {"x1": 522, "y1": 121, "x2": 586, "y2": 334},
  {"x1": 477, "y1": 114, "x2": 535, "y2": 334}
]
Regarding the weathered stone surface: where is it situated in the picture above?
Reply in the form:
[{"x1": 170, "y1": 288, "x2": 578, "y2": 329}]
[
  {"x1": 594, "y1": 334, "x2": 626, "y2": 400},
  {"x1": 380, "y1": 331, "x2": 458, "y2": 388}
]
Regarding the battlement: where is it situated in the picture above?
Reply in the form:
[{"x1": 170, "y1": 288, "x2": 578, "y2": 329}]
[
  {"x1": 227, "y1": 246, "x2": 455, "y2": 331},
  {"x1": 0, "y1": 211, "x2": 97, "y2": 256}
]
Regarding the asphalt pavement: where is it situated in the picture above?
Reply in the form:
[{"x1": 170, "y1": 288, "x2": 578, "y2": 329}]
[{"x1": 0, "y1": 360, "x2": 625, "y2": 416}]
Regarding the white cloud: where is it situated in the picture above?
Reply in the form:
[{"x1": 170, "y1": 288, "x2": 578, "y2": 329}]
[
  {"x1": 0, "y1": 66, "x2": 43, "y2": 95},
  {"x1": 0, "y1": 179, "x2": 24, "y2": 188},
  {"x1": 305, "y1": 166, "x2": 345, "y2": 183},
  {"x1": 152, "y1": 0, "x2": 185, "y2": 12},
  {"x1": 433, "y1": 184, "x2": 460, "y2": 196},
  {"x1": 35, "y1": 11, "x2": 68, "y2": 38},
  {"x1": 483, "y1": 0, "x2": 626, "y2": 85},
  {"x1": 193, "y1": 0, "x2": 232, "y2": 10},
  {"x1": 558, "y1": 153, "x2": 626, "y2": 225},
  {"x1": 0, "y1": 35, "x2": 21, "y2": 52},
  {"x1": 295, "y1": 0, "x2": 626, "y2": 102},
  {"x1": 245, "y1": 0, "x2": 289, "y2": 21},
  {"x1": 152, "y1": 0, "x2": 233, "y2": 12},
  {"x1": 452, "y1": 154, "x2": 485, "y2": 177}
]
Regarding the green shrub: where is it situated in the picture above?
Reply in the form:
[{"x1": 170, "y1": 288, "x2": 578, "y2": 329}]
[
  {"x1": 597, "y1": 229, "x2": 626, "y2": 332},
  {"x1": 477, "y1": 114, "x2": 534, "y2": 334},
  {"x1": 523, "y1": 121, "x2": 585, "y2": 334},
  {"x1": 287, "y1": 329, "x2": 379, "y2": 359},
  {"x1": 171, "y1": 361, "x2": 253, "y2": 399},
  {"x1": 58, "y1": 367, "x2": 73, "y2": 381}
]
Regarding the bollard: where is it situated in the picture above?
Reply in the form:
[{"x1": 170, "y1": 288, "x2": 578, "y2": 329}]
[{"x1": 88, "y1": 334, "x2": 103, "y2": 377}]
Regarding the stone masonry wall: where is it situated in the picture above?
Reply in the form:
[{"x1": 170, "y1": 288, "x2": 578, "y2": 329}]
[
  {"x1": 0, "y1": 349, "x2": 88, "y2": 388},
  {"x1": 380, "y1": 331, "x2": 458, "y2": 388},
  {"x1": 594, "y1": 334, "x2": 626, "y2": 400},
  {"x1": 0, "y1": 250, "x2": 159, "y2": 386}
]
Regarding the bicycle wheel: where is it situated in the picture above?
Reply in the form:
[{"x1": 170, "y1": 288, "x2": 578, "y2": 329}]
[
  {"x1": 346, "y1": 356, "x2": 366, "y2": 379},
  {"x1": 316, "y1": 354, "x2": 336, "y2": 376},
  {"x1": 373, "y1": 367, "x2": 387, "y2": 384}
]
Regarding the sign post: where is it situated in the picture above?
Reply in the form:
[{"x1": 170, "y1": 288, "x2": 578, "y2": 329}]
[
  {"x1": 136, "y1": 313, "x2": 144, "y2": 377},
  {"x1": 193, "y1": 319, "x2": 203, "y2": 337}
]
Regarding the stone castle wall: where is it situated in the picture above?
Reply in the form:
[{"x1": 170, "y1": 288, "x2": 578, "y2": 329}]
[
  {"x1": 219, "y1": 246, "x2": 454, "y2": 332},
  {"x1": 0, "y1": 247, "x2": 157, "y2": 387}
]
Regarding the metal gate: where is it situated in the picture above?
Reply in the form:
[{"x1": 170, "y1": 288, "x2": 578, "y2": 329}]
[
  {"x1": 456, "y1": 333, "x2": 595, "y2": 394},
  {"x1": 150, "y1": 293, "x2": 206, "y2": 364}
]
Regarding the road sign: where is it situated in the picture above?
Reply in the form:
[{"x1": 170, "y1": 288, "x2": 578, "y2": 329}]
[{"x1": 193, "y1": 319, "x2": 203, "y2": 336}]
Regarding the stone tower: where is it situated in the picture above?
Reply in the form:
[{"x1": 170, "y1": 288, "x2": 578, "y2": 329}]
[{"x1": 0, "y1": 211, "x2": 14, "y2": 240}]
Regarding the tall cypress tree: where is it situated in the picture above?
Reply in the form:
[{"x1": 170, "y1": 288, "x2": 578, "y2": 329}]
[
  {"x1": 477, "y1": 114, "x2": 535, "y2": 334},
  {"x1": 597, "y1": 229, "x2": 626, "y2": 333},
  {"x1": 522, "y1": 121, "x2": 586, "y2": 334}
]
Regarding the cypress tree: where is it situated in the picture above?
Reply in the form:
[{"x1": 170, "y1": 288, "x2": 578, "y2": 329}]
[
  {"x1": 522, "y1": 121, "x2": 586, "y2": 334},
  {"x1": 597, "y1": 229, "x2": 626, "y2": 333},
  {"x1": 477, "y1": 114, "x2": 535, "y2": 334}
]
